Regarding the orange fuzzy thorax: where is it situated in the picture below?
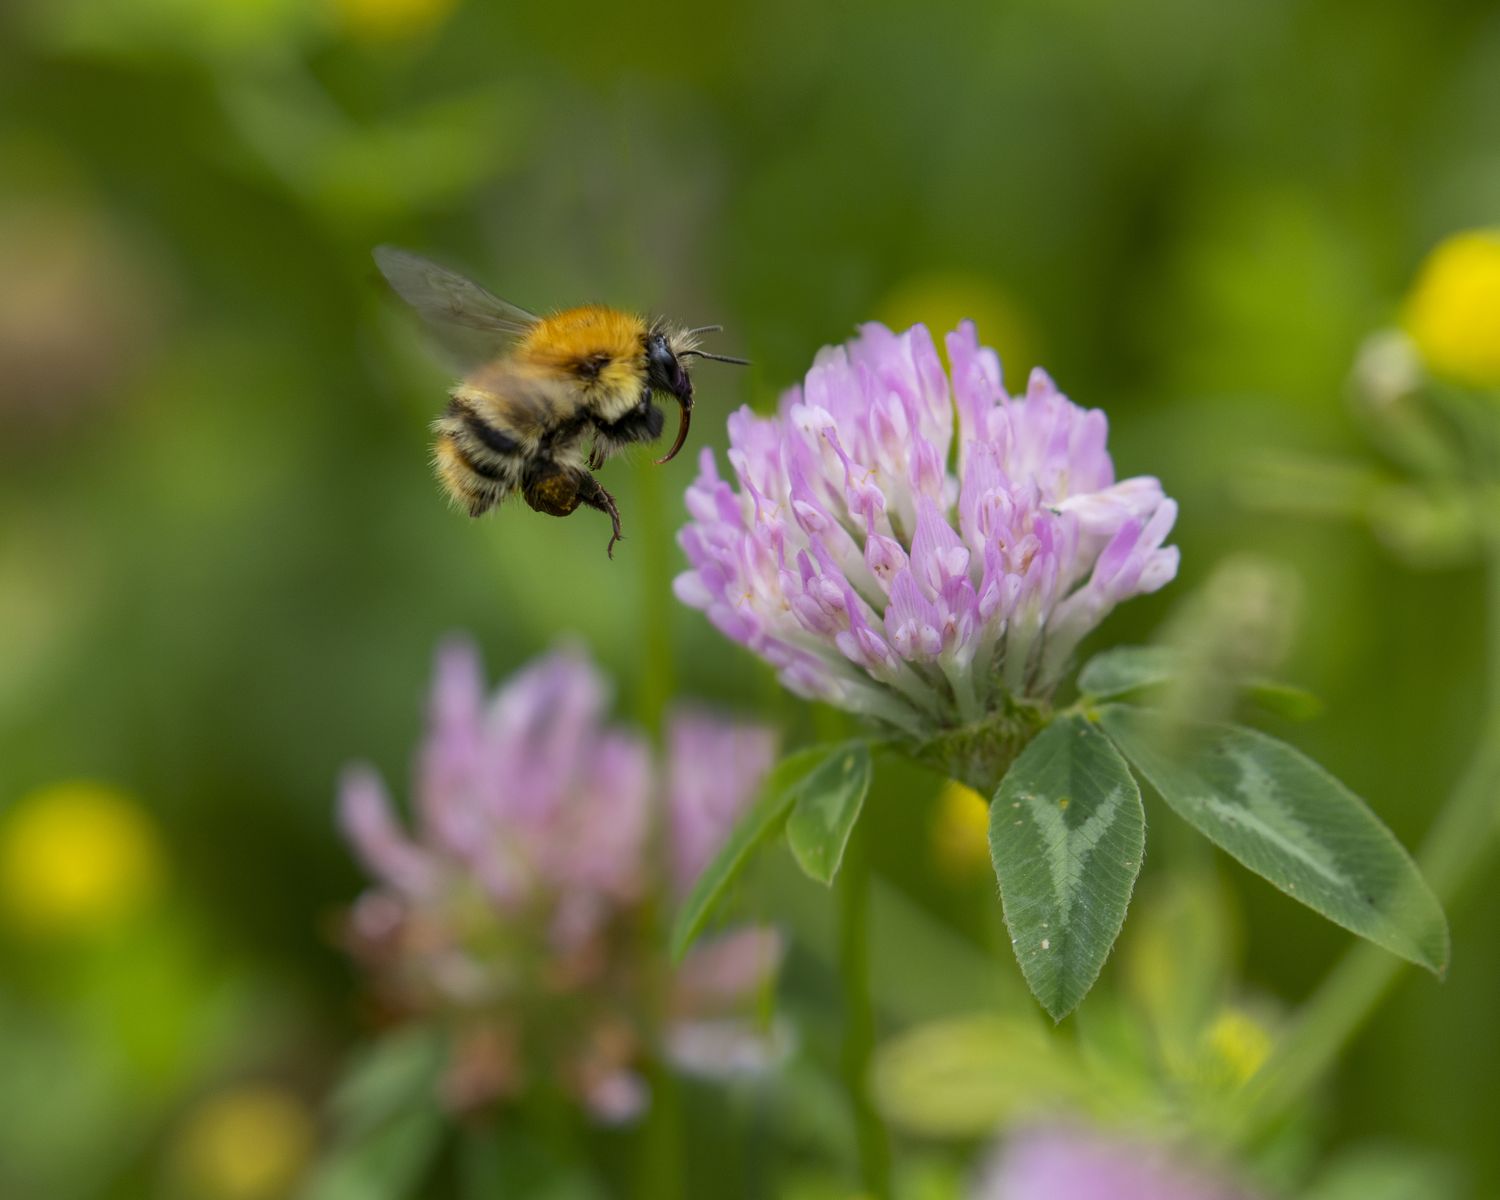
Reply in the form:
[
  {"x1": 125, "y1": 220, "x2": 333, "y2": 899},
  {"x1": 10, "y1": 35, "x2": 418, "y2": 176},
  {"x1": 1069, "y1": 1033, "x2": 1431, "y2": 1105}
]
[
  {"x1": 519, "y1": 306, "x2": 646, "y2": 366},
  {"x1": 516, "y1": 306, "x2": 651, "y2": 423}
]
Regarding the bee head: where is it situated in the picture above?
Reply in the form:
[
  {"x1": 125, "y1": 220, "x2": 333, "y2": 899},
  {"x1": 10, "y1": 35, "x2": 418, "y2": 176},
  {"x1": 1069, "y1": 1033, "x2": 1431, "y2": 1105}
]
[
  {"x1": 647, "y1": 331, "x2": 695, "y2": 464},
  {"x1": 648, "y1": 325, "x2": 750, "y2": 465},
  {"x1": 646, "y1": 332, "x2": 693, "y2": 401}
]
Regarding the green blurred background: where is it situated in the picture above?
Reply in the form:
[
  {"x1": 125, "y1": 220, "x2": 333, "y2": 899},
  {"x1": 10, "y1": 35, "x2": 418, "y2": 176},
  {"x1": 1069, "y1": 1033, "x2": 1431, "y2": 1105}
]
[{"x1": 2, "y1": 0, "x2": 1498, "y2": 1195}]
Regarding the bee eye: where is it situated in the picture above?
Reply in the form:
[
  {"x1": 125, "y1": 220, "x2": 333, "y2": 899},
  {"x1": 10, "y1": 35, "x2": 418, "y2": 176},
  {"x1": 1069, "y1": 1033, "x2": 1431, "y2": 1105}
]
[{"x1": 646, "y1": 335, "x2": 680, "y2": 387}]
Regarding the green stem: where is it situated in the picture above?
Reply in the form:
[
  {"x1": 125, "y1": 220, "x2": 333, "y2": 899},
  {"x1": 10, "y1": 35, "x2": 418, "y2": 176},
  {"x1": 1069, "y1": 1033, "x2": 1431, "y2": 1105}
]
[
  {"x1": 635, "y1": 451, "x2": 674, "y2": 734},
  {"x1": 636, "y1": 883, "x2": 685, "y2": 1200},
  {"x1": 1232, "y1": 530, "x2": 1500, "y2": 1139},
  {"x1": 635, "y1": 1057, "x2": 684, "y2": 1200},
  {"x1": 632, "y1": 392, "x2": 683, "y2": 1198},
  {"x1": 837, "y1": 818, "x2": 892, "y2": 1199}
]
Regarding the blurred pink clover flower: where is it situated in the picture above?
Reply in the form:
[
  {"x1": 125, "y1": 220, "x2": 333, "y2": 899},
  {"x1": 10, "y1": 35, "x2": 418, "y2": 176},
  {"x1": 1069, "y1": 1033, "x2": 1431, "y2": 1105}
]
[
  {"x1": 339, "y1": 640, "x2": 782, "y2": 1121},
  {"x1": 975, "y1": 1127, "x2": 1257, "y2": 1200}
]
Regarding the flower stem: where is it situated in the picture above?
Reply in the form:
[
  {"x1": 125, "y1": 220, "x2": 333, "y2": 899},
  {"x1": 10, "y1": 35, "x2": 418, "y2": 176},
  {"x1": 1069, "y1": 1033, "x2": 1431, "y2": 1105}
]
[
  {"x1": 634, "y1": 880, "x2": 686, "y2": 1200},
  {"x1": 635, "y1": 450, "x2": 674, "y2": 734},
  {"x1": 635, "y1": 1057, "x2": 685, "y2": 1200},
  {"x1": 837, "y1": 816, "x2": 892, "y2": 1199},
  {"x1": 1231, "y1": 531, "x2": 1500, "y2": 1139}
]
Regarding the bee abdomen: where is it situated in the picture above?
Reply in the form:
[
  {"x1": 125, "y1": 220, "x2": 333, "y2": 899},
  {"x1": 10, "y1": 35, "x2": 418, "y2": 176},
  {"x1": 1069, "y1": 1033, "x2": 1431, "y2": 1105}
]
[
  {"x1": 456, "y1": 405, "x2": 522, "y2": 457},
  {"x1": 433, "y1": 399, "x2": 525, "y2": 517}
]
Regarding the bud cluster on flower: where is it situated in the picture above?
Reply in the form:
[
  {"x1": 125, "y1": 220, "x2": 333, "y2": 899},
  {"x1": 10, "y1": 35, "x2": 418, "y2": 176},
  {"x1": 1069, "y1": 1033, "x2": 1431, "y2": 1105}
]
[
  {"x1": 676, "y1": 322, "x2": 1179, "y2": 738},
  {"x1": 339, "y1": 640, "x2": 781, "y2": 1121}
]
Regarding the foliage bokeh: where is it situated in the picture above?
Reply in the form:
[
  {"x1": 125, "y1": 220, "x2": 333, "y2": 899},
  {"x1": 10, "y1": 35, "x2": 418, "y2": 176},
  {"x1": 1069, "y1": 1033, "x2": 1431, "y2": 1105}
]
[{"x1": 3, "y1": 0, "x2": 1499, "y2": 1195}]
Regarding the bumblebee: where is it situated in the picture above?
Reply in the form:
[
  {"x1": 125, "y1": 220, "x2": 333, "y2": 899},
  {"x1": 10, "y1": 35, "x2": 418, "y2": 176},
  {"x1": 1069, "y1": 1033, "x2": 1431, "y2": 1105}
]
[{"x1": 373, "y1": 246, "x2": 745, "y2": 556}]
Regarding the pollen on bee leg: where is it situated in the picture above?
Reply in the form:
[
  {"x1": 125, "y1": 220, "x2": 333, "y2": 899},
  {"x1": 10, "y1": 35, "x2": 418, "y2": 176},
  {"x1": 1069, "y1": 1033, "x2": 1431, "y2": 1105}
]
[{"x1": 521, "y1": 465, "x2": 583, "y2": 518}]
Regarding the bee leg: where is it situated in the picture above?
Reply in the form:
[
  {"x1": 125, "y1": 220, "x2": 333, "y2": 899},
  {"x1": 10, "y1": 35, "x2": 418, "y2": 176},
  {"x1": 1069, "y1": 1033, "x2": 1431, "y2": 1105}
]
[
  {"x1": 521, "y1": 461, "x2": 623, "y2": 557},
  {"x1": 521, "y1": 459, "x2": 583, "y2": 517},
  {"x1": 575, "y1": 473, "x2": 624, "y2": 559}
]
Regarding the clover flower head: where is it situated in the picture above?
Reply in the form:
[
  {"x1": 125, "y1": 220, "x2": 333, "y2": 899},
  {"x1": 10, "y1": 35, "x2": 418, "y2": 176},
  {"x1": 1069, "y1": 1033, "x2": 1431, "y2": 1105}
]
[
  {"x1": 676, "y1": 322, "x2": 1179, "y2": 738},
  {"x1": 974, "y1": 1128, "x2": 1256, "y2": 1200},
  {"x1": 338, "y1": 639, "x2": 781, "y2": 1121}
]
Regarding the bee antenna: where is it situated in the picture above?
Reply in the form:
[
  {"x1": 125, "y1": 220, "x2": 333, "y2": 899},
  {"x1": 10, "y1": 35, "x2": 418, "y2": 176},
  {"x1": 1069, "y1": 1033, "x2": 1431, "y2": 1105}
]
[{"x1": 681, "y1": 349, "x2": 750, "y2": 366}]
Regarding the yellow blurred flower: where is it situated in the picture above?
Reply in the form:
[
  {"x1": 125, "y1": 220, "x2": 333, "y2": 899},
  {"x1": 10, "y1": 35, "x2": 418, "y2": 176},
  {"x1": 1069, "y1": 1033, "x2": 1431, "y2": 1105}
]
[
  {"x1": 0, "y1": 781, "x2": 164, "y2": 937},
  {"x1": 1202, "y1": 1007, "x2": 1272, "y2": 1087},
  {"x1": 879, "y1": 272, "x2": 1034, "y2": 380},
  {"x1": 171, "y1": 1085, "x2": 317, "y2": 1200},
  {"x1": 1402, "y1": 228, "x2": 1500, "y2": 388},
  {"x1": 330, "y1": 0, "x2": 459, "y2": 41},
  {"x1": 931, "y1": 780, "x2": 992, "y2": 877}
]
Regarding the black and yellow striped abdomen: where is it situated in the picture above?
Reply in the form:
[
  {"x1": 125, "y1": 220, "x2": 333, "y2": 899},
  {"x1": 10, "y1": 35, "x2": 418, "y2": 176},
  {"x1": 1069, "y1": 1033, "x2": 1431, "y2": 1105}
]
[{"x1": 433, "y1": 364, "x2": 593, "y2": 517}]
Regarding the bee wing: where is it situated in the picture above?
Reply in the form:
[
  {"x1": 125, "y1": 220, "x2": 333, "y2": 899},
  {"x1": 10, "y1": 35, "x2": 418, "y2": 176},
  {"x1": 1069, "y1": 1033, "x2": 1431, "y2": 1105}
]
[{"x1": 373, "y1": 246, "x2": 541, "y2": 370}]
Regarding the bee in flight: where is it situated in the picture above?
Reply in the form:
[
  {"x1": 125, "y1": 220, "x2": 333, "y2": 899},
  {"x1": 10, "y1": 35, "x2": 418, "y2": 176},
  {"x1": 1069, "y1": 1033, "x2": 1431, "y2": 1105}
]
[{"x1": 373, "y1": 246, "x2": 747, "y2": 557}]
